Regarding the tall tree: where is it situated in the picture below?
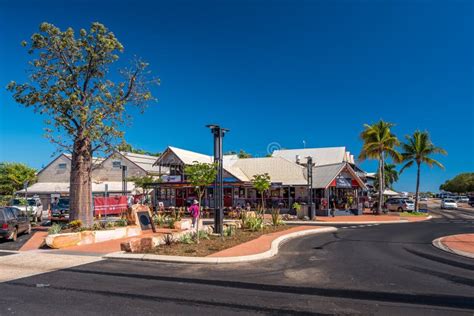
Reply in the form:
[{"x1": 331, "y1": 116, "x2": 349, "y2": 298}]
[
  {"x1": 400, "y1": 131, "x2": 447, "y2": 211},
  {"x1": 374, "y1": 163, "x2": 399, "y2": 190},
  {"x1": 237, "y1": 150, "x2": 252, "y2": 159},
  {"x1": 8, "y1": 22, "x2": 159, "y2": 225},
  {"x1": 184, "y1": 162, "x2": 217, "y2": 243},
  {"x1": 359, "y1": 120, "x2": 401, "y2": 214}
]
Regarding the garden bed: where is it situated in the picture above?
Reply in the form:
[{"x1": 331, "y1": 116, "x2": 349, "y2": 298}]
[{"x1": 143, "y1": 226, "x2": 290, "y2": 257}]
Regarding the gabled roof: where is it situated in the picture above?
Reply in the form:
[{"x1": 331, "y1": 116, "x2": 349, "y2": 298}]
[
  {"x1": 119, "y1": 152, "x2": 161, "y2": 174},
  {"x1": 311, "y1": 162, "x2": 367, "y2": 189},
  {"x1": 232, "y1": 157, "x2": 307, "y2": 185},
  {"x1": 37, "y1": 153, "x2": 104, "y2": 176},
  {"x1": 272, "y1": 147, "x2": 351, "y2": 166},
  {"x1": 154, "y1": 146, "x2": 213, "y2": 166},
  {"x1": 17, "y1": 181, "x2": 136, "y2": 194}
]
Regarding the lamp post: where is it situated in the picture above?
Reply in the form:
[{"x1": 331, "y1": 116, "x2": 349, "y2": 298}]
[
  {"x1": 306, "y1": 156, "x2": 315, "y2": 220},
  {"x1": 206, "y1": 124, "x2": 229, "y2": 235},
  {"x1": 121, "y1": 165, "x2": 128, "y2": 196}
]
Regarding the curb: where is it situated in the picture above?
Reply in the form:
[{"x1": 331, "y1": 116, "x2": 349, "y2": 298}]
[
  {"x1": 103, "y1": 226, "x2": 337, "y2": 264},
  {"x1": 284, "y1": 215, "x2": 432, "y2": 226},
  {"x1": 432, "y1": 236, "x2": 474, "y2": 259}
]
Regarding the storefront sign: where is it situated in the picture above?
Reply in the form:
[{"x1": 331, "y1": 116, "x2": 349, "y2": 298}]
[
  {"x1": 335, "y1": 176, "x2": 352, "y2": 188},
  {"x1": 161, "y1": 175, "x2": 182, "y2": 183}
]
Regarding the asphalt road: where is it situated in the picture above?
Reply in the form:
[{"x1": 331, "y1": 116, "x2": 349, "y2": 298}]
[{"x1": 0, "y1": 205, "x2": 473, "y2": 315}]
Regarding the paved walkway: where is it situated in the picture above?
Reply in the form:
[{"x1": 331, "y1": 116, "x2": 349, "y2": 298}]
[
  {"x1": 208, "y1": 226, "x2": 323, "y2": 257},
  {"x1": 435, "y1": 233, "x2": 474, "y2": 259},
  {"x1": 315, "y1": 214, "x2": 429, "y2": 223}
]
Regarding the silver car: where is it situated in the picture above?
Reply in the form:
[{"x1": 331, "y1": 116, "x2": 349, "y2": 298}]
[{"x1": 385, "y1": 198, "x2": 415, "y2": 212}]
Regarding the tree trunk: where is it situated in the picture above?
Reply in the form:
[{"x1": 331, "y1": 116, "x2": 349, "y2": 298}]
[
  {"x1": 378, "y1": 153, "x2": 385, "y2": 214},
  {"x1": 69, "y1": 135, "x2": 93, "y2": 227},
  {"x1": 415, "y1": 163, "x2": 421, "y2": 212}
]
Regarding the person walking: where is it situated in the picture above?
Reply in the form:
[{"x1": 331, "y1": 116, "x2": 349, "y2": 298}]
[{"x1": 189, "y1": 200, "x2": 200, "y2": 229}]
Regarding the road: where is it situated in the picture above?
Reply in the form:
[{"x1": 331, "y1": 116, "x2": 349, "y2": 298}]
[{"x1": 0, "y1": 205, "x2": 473, "y2": 315}]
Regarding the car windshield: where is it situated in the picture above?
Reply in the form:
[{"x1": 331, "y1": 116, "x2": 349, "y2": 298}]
[
  {"x1": 403, "y1": 200, "x2": 414, "y2": 204},
  {"x1": 444, "y1": 199, "x2": 455, "y2": 203},
  {"x1": 53, "y1": 199, "x2": 69, "y2": 209}
]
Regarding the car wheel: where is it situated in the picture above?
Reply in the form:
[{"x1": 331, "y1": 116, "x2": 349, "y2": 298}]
[
  {"x1": 397, "y1": 207, "x2": 403, "y2": 212},
  {"x1": 9, "y1": 228, "x2": 18, "y2": 241}
]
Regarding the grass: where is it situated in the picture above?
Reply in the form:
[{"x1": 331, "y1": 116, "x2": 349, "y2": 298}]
[
  {"x1": 399, "y1": 211, "x2": 428, "y2": 217},
  {"x1": 144, "y1": 225, "x2": 290, "y2": 257}
]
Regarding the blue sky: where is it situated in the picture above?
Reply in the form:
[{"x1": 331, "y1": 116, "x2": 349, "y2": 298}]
[{"x1": 0, "y1": 0, "x2": 473, "y2": 192}]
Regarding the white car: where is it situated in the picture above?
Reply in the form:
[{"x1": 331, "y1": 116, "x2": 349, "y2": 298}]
[
  {"x1": 385, "y1": 198, "x2": 415, "y2": 212},
  {"x1": 456, "y1": 196, "x2": 469, "y2": 203},
  {"x1": 10, "y1": 197, "x2": 43, "y2": 221},
  {"x1": 441, "y1": 199, "x2": 458, "y2": 209}
]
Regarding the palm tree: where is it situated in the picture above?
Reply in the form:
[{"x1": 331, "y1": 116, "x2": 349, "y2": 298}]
[
  {"x1": 375, "y1": 164, "x2": 399, "y2": 190},
  {"x1": 400, "y1": 131, "x2": 447, "y2": 211},
  {"x1": 359, "y1": 120, "x2": 401, "y2": 214}
]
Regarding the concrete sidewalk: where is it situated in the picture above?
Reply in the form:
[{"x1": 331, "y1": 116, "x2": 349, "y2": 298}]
[
  {"x1": 433, "y1": 233, "x2": 474, "y2": 259},
  {"x1": 285, "y1": 214, "x2": 431, "y2": 225}
]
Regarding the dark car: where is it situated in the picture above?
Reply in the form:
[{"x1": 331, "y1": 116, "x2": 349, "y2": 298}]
[
  {"x1": 51, "y1": 198, "x2": 70, "y2": 220},
  {"x1": 469, "y1": 197, "x2": 474, "y2": 207},
  {"x1": 0, "y1": 207, "x2": 31, "y2": 241}
]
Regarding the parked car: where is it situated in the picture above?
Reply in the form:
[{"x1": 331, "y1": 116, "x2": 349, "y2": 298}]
[
  {"x1": 0, "y1": 207, "x2": 31, "y2": 241},
  {"x1": 441, "y1": 199, "x2": 458, "y2": 209},
  {"x1": 469, "y1": 197, "x2": 474, "y2": 207},
  {"x1": 456, "y1": 196, "x2": 469, "y2": 203},
  {"x1": 420, "y1": 197, "x2": 428, "y2": 201},
  {"x1": 51, "y1": 198, "x2": 70, "y2": 221},
  {"x1": 10, "y1": 197, "x2": 43, "y2": 222},
  {"x1": 385, "y1": 198, "x2": 415, "y2": 212}
]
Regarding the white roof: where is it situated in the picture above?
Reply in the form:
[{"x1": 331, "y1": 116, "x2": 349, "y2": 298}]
[
  {"x1": 120, "y1": 152, "x2": 161, "y2": 174},
  {"x1": 231, "y1": 157, "x2": 306, "y2": 185},
  {"x1": 165, "y1": 146, "x2": 213, "y2": 165},
  {"x1": 17, "y1": 181, "x2": 136, "y2": 194},
  {"x1": 272, "y1": 147, "x2": 354, "y2": 166}
]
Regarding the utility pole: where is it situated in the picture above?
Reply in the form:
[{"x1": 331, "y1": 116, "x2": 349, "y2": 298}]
[{"x1": 206, "y1": 124, "x2": 229, "y2": 235}]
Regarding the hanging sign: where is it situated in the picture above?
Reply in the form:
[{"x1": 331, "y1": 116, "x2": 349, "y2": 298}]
[{"x1": 335, "y1": 176, "x2": 352, "y2": 188}]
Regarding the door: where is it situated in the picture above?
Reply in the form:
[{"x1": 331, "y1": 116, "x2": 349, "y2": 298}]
[{"x1": 10, "y1": 208, "x2": 28, "y2": 233}]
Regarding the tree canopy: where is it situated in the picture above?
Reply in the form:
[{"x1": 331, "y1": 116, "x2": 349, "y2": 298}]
[
  {"x1": 117, "y1": 142, "x2": 160, "y2": 156},
  {"x1": 440, "y1": 173, "x2": 474, "y2": 193},
  {"x1": 0, "y1": 163, "x2": 37, "y2": 205}
]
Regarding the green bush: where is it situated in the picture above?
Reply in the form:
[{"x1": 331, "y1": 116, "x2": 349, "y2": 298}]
[
  {"x1": 223, "y1": 225, "x2": 235, "y2": 237},
  {"x1": 115, "y1": 218, "x2": 127, "y2": 227},
  {"x1": 194, "y1": 230, "x2": 210, "y2": 240},
  {"x1": 246, "y1": 216, "x2": 264, "y2": 231},
  {"x1": 105, "y1": 221, "x2": 115, "y2": 229},
  {"x1": 178, "y1": 233, "x2": 193, "y2": 244},
  {"x1": 153, "y1": 213, "x2": 167, "y2": 226},
  {"x1": 48, "y1": 223, "x2": 62, "y2": 235},
  {"x1": 68, "y1": 220, "x2": 82, "y2": 230}
]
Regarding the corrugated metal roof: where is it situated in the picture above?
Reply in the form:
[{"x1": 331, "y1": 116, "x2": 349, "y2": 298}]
[
  {"x1": 311, "y1": 163, "x2": 346, "y2": 189},
  {"x1": 231, "y1": 157, "x2": 306, "y2": 185},
  {"x1": 120, "y1": 152, "x2": 161, "y2": 173},
  {"x1": 272, "y1": 147, "x2": 347, "y2": 166}
]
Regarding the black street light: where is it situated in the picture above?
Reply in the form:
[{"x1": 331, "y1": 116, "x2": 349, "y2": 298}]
[
  {"x1": 206, "y1": 124, "x2": 229, "y2": 235},
  {"x1": 121, "y1": 165, "x2": 128, "y2": 196},
  {"x1": 306, "y1": 156, "x2": 315, "y2": 220}
]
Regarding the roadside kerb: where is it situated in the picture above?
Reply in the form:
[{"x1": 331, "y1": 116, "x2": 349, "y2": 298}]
[
  {"x1": 432, "y1": 236, "x2": 474, "y2": 259},
  {"x1": 103, "y1": 226, "x2": 337, "y2": 264}
]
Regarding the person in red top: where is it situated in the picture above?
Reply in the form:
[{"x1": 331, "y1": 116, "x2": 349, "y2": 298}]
[{"x1": 189, "y1": 200, "x2": 200, "y2": 229}]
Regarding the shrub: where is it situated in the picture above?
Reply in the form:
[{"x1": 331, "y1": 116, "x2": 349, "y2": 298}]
[
  {"x1": 105, "y1": 221, "x2": 115, "y2": 229},
  {"x1": 168, "y1": 217, "x2": 177, "y2": 229},
  {"x1": 194, "y1": 230, "x2": 210, "y2": 240},
  {"x1": 68, "y1": 220, "x2": 82, "y2": 230},
  {"x1": 223, "y1": 225, "x2": 235, "y2": 237},
  {"x1": 116, "y1": 218, "x2": 127, "y2": 227},
  {"x1": 271, "y1": 208, "x2": 283, "y2": 227},
  {"x1": 179, "y1": 233, "x2": 193, "y2": 244},
  {"x1": 163, "y1": 233, "x2": 173, "y2": 246},
  {"x1": 91, "y1": 222, "x2": 102, "y2": 231},
  {"x1": 292, "y1": 202, "x2": 301, "y2": 212},
  {"x1": 246, "y1": 216, "x2": 264, "y2": 231},
  {"x1": 48, "y1": 223, "x2": 62, "y2": 235},
  {"x1": 153, "y1": 213, "x2": 166, "y2": 226}
]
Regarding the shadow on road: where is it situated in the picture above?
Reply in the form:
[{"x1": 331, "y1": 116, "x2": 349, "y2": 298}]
[{"x1": 16, "y1": 267, "x2": 474, "y2": 310}]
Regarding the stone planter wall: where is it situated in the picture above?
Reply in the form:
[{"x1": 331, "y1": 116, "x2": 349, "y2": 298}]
[{"x1": 45, "y1": 226, "x2": 142, "y2": 249}]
